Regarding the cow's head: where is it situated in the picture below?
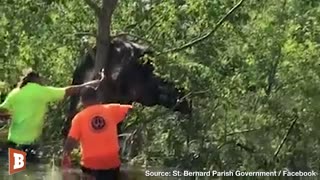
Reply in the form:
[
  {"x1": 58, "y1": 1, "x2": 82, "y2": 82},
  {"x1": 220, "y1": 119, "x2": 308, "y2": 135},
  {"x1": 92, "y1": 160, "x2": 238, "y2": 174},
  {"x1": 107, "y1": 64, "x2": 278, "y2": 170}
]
[{"x1": 63, "y1": 39, "x2": 191, "y2": 136}]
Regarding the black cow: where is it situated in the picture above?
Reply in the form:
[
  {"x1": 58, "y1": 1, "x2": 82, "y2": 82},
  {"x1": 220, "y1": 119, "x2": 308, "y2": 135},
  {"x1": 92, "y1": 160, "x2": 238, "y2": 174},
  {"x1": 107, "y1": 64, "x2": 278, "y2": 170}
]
[{"x1": 63, "y1": 39, "x2": 191, "y2": 136}]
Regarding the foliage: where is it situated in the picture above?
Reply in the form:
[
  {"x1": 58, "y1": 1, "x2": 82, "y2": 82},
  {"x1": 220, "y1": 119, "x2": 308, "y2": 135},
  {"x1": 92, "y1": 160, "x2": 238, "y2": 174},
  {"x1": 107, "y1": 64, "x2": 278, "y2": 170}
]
[{"x1": 1, "y1": 0, "x2": 320, "y2": 172}]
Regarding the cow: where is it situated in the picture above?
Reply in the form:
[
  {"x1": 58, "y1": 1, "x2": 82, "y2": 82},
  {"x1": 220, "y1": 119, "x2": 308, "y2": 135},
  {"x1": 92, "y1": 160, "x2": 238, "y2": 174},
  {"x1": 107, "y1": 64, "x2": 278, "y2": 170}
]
[{"x1": 62, "y1": 38, "x2": 191, "y2": 137}]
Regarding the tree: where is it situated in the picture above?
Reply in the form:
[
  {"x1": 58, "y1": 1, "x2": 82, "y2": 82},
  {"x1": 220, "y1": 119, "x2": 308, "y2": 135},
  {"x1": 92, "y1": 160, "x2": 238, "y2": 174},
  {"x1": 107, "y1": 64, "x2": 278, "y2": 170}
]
[{"x1": 83, "y1": 0, "x2": 118, "y2": 101}]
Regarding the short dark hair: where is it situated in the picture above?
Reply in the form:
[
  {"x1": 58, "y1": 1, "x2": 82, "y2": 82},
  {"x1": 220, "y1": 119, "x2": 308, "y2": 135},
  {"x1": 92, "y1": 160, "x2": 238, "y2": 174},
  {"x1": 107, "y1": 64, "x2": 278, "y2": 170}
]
[
  {"x1": 18, "y1": 70, "x2": 41, "y2": 88},
  {"x1": 81, "y1": 86, "x2": 98, "y2": 103}
]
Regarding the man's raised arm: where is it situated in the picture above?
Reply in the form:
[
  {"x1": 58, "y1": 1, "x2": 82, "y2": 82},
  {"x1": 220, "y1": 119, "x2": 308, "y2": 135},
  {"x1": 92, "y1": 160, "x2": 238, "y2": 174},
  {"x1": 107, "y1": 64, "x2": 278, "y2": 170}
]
[{"x1": 65, "y1": 69, "x2": 105, "y2": 96}]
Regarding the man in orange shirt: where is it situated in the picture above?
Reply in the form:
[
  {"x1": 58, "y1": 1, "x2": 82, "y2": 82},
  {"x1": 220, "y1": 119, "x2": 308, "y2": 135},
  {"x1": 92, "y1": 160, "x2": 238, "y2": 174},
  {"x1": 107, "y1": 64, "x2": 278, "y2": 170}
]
[{"x1": 62, "y1": 86, "x2": 132, "y2": 180}]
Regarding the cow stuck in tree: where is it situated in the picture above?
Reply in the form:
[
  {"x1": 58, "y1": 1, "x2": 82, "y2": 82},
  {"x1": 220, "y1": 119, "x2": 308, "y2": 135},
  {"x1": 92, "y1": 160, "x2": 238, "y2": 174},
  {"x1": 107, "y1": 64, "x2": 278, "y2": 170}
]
[{"x1": 62, "y1": 39, "x2": 191, "y2": 136}]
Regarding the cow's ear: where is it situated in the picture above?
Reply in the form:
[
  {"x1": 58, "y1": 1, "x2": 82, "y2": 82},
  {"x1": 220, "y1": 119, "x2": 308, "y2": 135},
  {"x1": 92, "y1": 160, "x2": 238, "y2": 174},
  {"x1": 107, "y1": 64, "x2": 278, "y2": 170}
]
[{"x1": 132, "y1": 42, "x2": 152, "y2": 57}]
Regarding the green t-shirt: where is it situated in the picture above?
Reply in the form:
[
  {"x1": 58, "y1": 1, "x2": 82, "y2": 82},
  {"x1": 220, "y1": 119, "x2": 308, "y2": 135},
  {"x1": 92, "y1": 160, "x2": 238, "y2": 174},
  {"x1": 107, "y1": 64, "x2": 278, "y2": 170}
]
[{"x1": 0, "y1": 83, "x2": 66, "y2": 144}]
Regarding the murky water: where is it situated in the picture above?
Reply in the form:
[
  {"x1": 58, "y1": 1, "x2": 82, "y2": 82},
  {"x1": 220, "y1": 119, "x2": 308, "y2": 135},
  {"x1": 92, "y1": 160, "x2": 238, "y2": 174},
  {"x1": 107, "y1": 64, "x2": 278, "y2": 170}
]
[
  {"x1": 0, "y1": 132, "x2": 316, "y2": 179},
  {"x1": 0, "y1": 164, "x2": 205, "y2": 180},
  {"x1": 0, "y1": 134, "x2": 160, "y2": 180},
  {"x1": 0, "y1": 156, "x2": 188, "y2": 180},
  {"x1": 0, "y1": 159, "x2": 311, "y2": 180},
  {"x1": 0, "y1": 160, "x2": 146, "y2": 180}
]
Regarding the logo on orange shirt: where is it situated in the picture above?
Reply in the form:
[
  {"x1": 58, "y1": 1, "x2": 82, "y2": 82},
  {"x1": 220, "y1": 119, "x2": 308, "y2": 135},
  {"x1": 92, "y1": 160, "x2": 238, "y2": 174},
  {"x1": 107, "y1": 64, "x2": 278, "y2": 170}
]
[
  {"x1": 91, "y1": 116, "x2": 107, "y2": 132},
  {"x1": 8, "y1": 148, "x2": 27, "y2": 175}
]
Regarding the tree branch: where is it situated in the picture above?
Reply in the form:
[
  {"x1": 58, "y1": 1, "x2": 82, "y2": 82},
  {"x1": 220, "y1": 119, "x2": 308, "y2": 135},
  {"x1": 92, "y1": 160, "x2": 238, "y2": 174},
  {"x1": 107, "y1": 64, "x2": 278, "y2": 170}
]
[
  {"x1": 273, "y1": 118, "x2": 298, "y2": 159},
  {"x1": 159, "y1": 0, "x2": 246, "y2": 55},
  {"x1": 226, "y1": 125, "x2": 277, "y2": 137},
  {"x1": 84, "y1": 0, "x2": 101, "y2": 16},
  {"x1": 74, "y1": 32, "x2": 96, "y2": 38},
  {"x1": 217, "y1": 140, "x2": 233, "y2": 150},
  {"x1": 226, "y1": 128, "x2": 261, "y2": 136}
]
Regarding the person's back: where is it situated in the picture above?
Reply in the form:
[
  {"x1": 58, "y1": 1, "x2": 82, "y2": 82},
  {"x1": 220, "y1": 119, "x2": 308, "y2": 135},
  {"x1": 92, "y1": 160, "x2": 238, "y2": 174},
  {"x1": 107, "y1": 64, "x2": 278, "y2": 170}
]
[
  {"x1": 63, "y1": 86, "x2": 132, "y2": 180},
  {"x1": 3, "y1": 83, "x2": 65, "y2": 144},
  {"x1": 0, "y1": 69, "x2": 104, "y2": 158},
  {"x1": 71, "y1": 104, "x2": 131, "y2": 169}
]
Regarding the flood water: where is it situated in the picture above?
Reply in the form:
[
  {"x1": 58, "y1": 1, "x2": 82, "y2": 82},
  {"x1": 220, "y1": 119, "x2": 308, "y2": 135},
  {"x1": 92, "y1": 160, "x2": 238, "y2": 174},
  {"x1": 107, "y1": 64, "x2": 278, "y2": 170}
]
[
  {"x1": 0, "y1": 135, "x2": 197, "y2": 180},
  {"x1": 0, "y1": 156, "x2": 198, "y2": 180},
  {"x1": 0, "y1": 159, "x2": 161, "y2": 180},
  {"x1": 0, "y1": 134, "x2": 314, "y2": 180},
  {"x1": 0, "y1": 158, "x2": 308, "y2": 180},
  {"x1": 0, "y1": 164, "x2": 226, "y2": 180}
]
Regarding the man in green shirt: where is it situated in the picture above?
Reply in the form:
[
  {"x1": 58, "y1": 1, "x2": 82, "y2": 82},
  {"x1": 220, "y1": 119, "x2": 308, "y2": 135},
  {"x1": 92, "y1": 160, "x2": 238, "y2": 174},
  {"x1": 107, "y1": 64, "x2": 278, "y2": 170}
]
[{"x1": 0, "y1": 70, "x2": 104, "y2": 159}]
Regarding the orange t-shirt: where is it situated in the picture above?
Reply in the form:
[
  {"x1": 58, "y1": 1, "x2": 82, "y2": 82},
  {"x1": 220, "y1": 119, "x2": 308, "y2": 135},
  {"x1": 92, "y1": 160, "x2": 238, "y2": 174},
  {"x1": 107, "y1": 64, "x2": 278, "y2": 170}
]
[{"x1": 68, "y1": 103, "x2": 132, "y2": 170}]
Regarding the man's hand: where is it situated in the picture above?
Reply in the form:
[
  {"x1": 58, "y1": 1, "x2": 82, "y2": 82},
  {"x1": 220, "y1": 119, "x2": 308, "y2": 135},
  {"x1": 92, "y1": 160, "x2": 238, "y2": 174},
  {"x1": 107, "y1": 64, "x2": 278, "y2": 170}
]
[
  {"x1": 62, "y1": 137, "x2": 78, "y2": 169},
  {"x1": 65, "y1": 68, "x2": 105, "y2": 96},
  {"x1": 61, "y1": 153, "x2": 75, "y2": 180},
  {"x1": 61, "y1": 154, "x2": 72, "y2": 169},
  {"x1": 90, "y1": 68, "x2": 105, "y2": 90},
  {"x1": 99, "y1": 68, "x2": 105, "y2": 82},
  {"x1": 96, "y1": 68, "x2": 105, "y2": 88}
]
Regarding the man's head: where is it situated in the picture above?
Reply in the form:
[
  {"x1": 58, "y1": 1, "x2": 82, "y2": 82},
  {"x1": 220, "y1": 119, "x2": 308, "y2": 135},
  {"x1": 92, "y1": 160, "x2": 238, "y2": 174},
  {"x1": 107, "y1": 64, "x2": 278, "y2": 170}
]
[
  {"x1": 80, "y1": 86, "x2": 99, "y2": 106},
  {"x1": 18, "y1": 70, "x2": 45, "y2": 88}
]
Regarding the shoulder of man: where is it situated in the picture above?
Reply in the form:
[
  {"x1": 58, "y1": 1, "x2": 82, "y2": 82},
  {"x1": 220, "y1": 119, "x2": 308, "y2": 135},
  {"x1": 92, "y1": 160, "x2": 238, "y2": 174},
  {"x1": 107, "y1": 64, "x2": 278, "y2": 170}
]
[
  {"x1": 74, "y1": 106, "x2": 98, "y2": 120},
  {"x1": 103, "y1": 103, "x2": 120, "y2": 109},
  {"x1": 24, "y1": 83, "x2": 44, "y2": 91},
  {"x1": 9, "y1": 87, "x2": 20, "y2": 94},
  {"x1": 74, "y1": 109, "x2": 87, "y2": 119},
  {"x1": 5, "y1": 87, "x2": 20, "y2": 98},
  {"x1": 25, "y1": 82, "x2": 40, "y2": 87}
]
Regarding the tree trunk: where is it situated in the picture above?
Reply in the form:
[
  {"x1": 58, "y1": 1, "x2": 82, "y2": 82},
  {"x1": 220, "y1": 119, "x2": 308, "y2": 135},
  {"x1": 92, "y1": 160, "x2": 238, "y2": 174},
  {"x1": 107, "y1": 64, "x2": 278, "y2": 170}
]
[
  {"x1": 84, "y1": 0, "x2": 118, "y2": 101},
  {"x1": 95, "y1": 0, "x2": 118, "y2": 73},
  {"x1": 61, "y1": 0, "x2": 119, "y2": 138}
]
